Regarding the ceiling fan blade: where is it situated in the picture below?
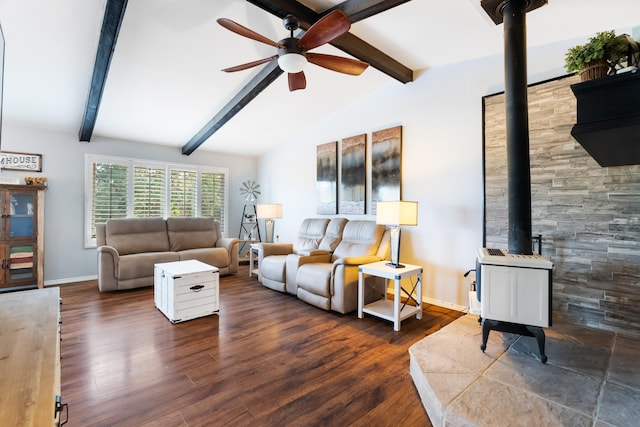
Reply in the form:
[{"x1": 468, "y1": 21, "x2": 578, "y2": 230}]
[
  {"x1": 217, "y1": 18, "x2": 284, "y2": 48},
  {"x1": 298, "y1": 10, "x2": 351, "y2": 51},
  {"x1": 221, "y1": 55, "x2": 278, "y2": 72},
  {"x1": 307, "y1": 53, "x2": 369, "y2": 76},
  {"x1": 288, "y1": 71, "x2": 306, "y2": 91}
]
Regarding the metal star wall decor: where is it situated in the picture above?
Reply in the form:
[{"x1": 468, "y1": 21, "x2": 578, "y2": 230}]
[{"x1": 240, "y1": 180, "x2": 261, "y2": 202}]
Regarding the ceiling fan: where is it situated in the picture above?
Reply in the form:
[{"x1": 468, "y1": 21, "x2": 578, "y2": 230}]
[{"x1": 217, "y1": 10, "x2": 369, "y2": 92}]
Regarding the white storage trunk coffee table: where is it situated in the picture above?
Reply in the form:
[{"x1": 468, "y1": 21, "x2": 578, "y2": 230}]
[{"x1": 154, "y1": 260, "x2": 219, "y2": 323}]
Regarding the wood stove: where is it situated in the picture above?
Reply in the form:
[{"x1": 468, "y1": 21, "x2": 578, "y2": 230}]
[
  {"x1": 477, "y1": 0, "x2": 553, "y2": 363},
  {"x1": 475, "y1": 248, "x2": 553, "y2": 362},
  {"x1": 477, "y1": 248, "x2": 552, "y2": 328}
]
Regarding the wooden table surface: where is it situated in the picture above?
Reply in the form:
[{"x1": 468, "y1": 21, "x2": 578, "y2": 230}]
[{"x1": 0, "y1": 287, "x2": 60, "y2": 426}]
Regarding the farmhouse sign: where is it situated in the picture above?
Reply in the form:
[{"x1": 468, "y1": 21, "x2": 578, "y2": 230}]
[{"x1": 0, "y1": 151, "x2": 42, "y2": 172}]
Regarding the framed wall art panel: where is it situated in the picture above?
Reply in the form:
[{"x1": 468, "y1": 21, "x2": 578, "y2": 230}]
[
  {"x1": 371, "y1": 125, "x2": 402, "y2": 214},
  {"x1": 340, "y1": 134, "x2": 366, "y2": 215},
  {"x1": 316, "y1": 141, "x2": 338, "y2": 215}
]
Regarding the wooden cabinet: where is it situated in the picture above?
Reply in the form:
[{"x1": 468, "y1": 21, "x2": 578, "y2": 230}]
[{"x1": 0, "y1": 184, "x2": 45, "y2": 290}]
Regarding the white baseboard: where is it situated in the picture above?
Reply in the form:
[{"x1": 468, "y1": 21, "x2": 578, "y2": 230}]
[
  {"x1": 387, "y1": 288, "x2": 469, "y2": 313},
  {"x1": 45, "y1": 275, "x2": 97, "y2": 287},
  {"x1": 422, "y1": 296, "x2": 469, "y2": 313},
  {"x1": 43, "y1": 277, "x2": 468, "y2": 314}
]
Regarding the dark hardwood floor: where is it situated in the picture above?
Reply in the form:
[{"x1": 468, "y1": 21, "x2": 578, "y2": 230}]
[{"x1": 60, "y1": 265, "x2": 464, "y2": 426}]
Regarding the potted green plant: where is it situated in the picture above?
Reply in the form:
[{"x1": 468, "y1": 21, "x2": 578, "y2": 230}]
[{"x1": 565, "y1": 30, "x2": 630, "y2": 81}]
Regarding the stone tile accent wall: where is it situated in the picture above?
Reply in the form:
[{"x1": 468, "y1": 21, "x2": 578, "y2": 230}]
[{"x1": 483, "y1": 74, "x2": 640, "y2": 337}]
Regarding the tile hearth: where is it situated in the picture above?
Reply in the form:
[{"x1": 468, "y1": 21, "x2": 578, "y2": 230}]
[{"x1": 409, "y1": 314, "x2": 640, "y2": 426}]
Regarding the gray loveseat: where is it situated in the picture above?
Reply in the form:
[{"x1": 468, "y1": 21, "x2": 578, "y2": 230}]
[
  {"x1": 257, "y1": 218, "x2": 390, "y2": 314},
  {"x1": 257, "y1": 217, "x2": 347, "y2": 294},
  {"x1": 296, "y1": 220, "x2": 390, "y2": 314},
  {"x1": 96, "y1": 217, "x2": 239, "y2": 292}
]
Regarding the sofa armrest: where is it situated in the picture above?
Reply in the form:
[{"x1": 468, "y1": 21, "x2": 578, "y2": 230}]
[
  {"x1": 216, "y1": 237, "x2": 239, "y2": 252},
  {"x1": 258, "y1": 243, "x2": 294, "y2": 257},
  {"x1": 328, "y1": 255, "x2": 385, "y2": 314},
  {"x1": 296, "y1": 249, "x2": 330, "y2": 256},
  {"x1": 295, "y1": 252, "x2": 332, "y2": 266},
  {"x1": 333, "y1": 255, "x2": 383, "y2": 267},
  {"x1": 97, "y1": 245, "x2": 120, "y2": 292},
  {"x1": 331, "y1": 255, "x2": 384, "y2": 283},
  {"x1": 284, "y1": 252, "x2": 333, "y2": 294},
  {"x1": 216, "y1": 237, "x2": 239, "y2": 274}
]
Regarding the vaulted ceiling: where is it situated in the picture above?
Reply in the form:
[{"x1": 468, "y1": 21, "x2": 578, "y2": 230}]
[
  {"x1": 0, "y1": 0, "x2": 638, "y2": 156},
  {"x1": 78, "y1": 0, "x2": 416, "y2": 155}
]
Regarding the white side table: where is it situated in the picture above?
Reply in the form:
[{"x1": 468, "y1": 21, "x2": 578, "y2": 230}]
[
  {"x1": 358, "y1": 261, "x2": 423, "y2": 331},
  {"x1": 154, "y1": 260, "x2": 219, "y2": 323},
  {"x1": 249, "y1": 243, "x2": 261, "y2": 278}
]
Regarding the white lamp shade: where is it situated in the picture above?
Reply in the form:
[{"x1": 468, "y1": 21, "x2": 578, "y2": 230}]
[
  {"x1": 376, "y1": 201, "x2": 418, "y2": 226},
  {"x1": 277, "y1": 53, "x2": 307, "y2": 73},
  {"x1": 256, "y1": 203, "x2": 283, "y2": 219}
]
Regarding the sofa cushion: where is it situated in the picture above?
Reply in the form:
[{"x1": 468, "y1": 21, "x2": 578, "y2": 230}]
[
  {"x1": 106, "y1": 217, "x2": 170, "y2": 256},
  {"x1": 167, "y1": 217, "x2": 218, "y2": 251},
  {"x1": 297, "y1": 287, "x2": 331, "y2": 311},
  {"x1": 332, "y1": 220, "x2": 385, "y2": 259},
  {"x1": 294, "y1": 218, "x2": 330, "y2": 252},
  {"x1": 296, "y1": 263, "x2": 332, "y2": 296},
  {"x1": 177, "y1": 248, "x2": 228, "y2": 267},
  {"x1": 117, "y1": 251, "x2": 178, "y2": 280},
  {"x1": 296, "y1": 263, "x2": 333, "y2": 311},
  {"x1": 261, "y1": 254, "x2": 287, "y2": 283},
  {"x1": 318, "y1": 217, "x2": 348, "y2": 252}
]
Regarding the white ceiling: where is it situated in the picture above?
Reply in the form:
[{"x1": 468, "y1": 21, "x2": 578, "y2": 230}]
[{"x1": 0, "y1": 0, "x2": 638, "y2": 156}]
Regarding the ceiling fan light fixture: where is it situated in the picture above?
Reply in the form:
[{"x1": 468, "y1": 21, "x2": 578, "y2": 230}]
[{"x1": 278, "y1": 53, "x2": 307, "y2": 73}]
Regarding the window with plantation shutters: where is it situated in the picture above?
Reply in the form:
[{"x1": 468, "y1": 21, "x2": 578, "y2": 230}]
[
  {"x1": 91, "y1": 161, "x2": 128, "y2": 239},
  {"x1": 201, "y1": 171, "x2": 226, "y2": 230},
  {"x1": 134, "y1": 165, "x2": 166, "y2": 217},
  {"x1": 169, "y1": 168, "x2": 197, "y2": 217},
  {"x1": 85, "y1": 154, "x2": 228, "y2": 247}
]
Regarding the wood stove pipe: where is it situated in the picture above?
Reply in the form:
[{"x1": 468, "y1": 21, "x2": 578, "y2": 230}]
[
  {"x1": 503, "y1": 0, "x2": 533, "y2": 255},
  {"x1": 481, "y1": 0, "x2": 547, "y2": 254}
]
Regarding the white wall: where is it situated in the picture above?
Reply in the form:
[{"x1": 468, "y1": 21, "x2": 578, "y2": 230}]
[
  {"x1": 256, "y1": 32, "x2": 621, "y2": 310},
  {"x1": 2, "y1": 26, "x2": 634, "y2": 297},
  {"x1": 0, "y1": 123, "x2": 257, "y2": 284}
]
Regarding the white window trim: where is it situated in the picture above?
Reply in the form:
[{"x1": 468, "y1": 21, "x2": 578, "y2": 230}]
[{"x1": 85, "y1": 154, "x2": 229, "y2": 248}]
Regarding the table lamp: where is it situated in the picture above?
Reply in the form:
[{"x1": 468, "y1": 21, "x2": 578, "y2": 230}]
[
  {"x1": 376, "y1": 201, "x2": 418, "y2": 268},
  {"x1": 256, "y1": 203, "x2": 283, "y2": 243}
]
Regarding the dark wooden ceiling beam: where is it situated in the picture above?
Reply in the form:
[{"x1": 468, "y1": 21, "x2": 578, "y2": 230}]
[
  {"x1": 182, "y1": 62, "x2": 283, "y2": 155},
  {"x1": 246, "y1": 0, "x2": 412, "y2": 25},
  {"x1": 247, "y1": 0, "x2": 413, "y2": 83},
  {"x1": 328, "y1": 0, "x2": 413, "y2": 24},
  {"x1": 245, "y1": 0, "x2": 317, "y2": 23},
  {"x1": 181, "y1": 0, "x2": 413, "y2": 154},
  {"x1": 78, "y1": 0, "x2": 128, "y2": 142}
]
